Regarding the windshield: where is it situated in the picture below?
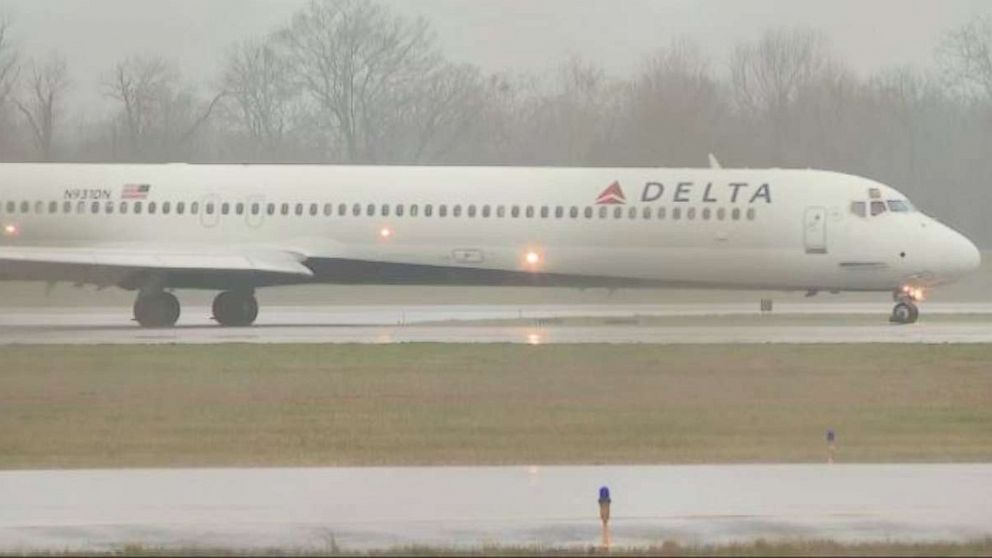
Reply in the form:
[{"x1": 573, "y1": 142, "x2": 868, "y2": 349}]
[{"x1": 887, "y1": 200, "x2": 913, "y2": 213}]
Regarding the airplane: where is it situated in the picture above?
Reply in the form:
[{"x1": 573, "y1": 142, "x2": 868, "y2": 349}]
[{"x1": 0, "y1": 163, "x2": 980, "y2": 327}]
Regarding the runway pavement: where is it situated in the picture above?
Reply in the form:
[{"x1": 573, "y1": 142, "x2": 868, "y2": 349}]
[
  {"x1": 2, "y1": 465, "x2": 990, "y2": 553},
  {"x1": 0, "y1": 303, "x2": 991, "y2": 344}
]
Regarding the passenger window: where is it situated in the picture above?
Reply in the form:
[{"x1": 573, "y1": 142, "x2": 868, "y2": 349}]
[
  {"x1": 511, "y1": 206, "x2": 520, "y2": 218},
  {"x1": 870, "y1": 201, "x2": 886, "y2": 216},
  {"x1": 525, "y1": 206, "x2": 534, "y2": 218},
  {"x1": 702, "y1": 208, "x2": 711, "y2": 220},
  {"x1": 106, "y1": 201, "x2": 116, "y2": 214},
  {"x1": 162, "y1": 202, "x2": 171, "y2": 215},
  {"x1": 554, "y1": 206, "x2": 563, "y2": 219},
  {"x1": 76, "y1": 201, "x2": 85, "y2": 214},
  {"x1": 190, "y1": 202, "x2": 198, "y2": 215},
  {"x1": 338, "y1": 203, "x2": 347, "y2": 216},
  {"x1": 657, "y1": 207, "x2": 666, "y2": 220},
  {"x1": 205, "y1": 203, "x2": 214, "y2": 215},
  {"x1": 381, "y1": 204, "x2": 390, "y2": 217},
  {"x1": 297, "y1": 203, "x2": 305, "y2": 216},
  {"x1": 672, "y1": 207, "x2": 681, "y2": 220},
  {"x1": 237, "y1": 203, "x2": 246, "y2": 216},
  {"x1": 282, "y1": 203, "x2": 290, "y2": 216},
  {"x1": 410, "y1": 204, "x2": 419, "y2": 217},
  {"x1": 732, "y1": 208, "x2": 741, "y2": 221},
  {"x1": 177, "y1": 202, "x2": 186, "y2": 215},
  {"x1": 352, "y1": 203, "x2": 361, "y2": 216},
  {"x1": 5, "y1": 201, "x2": 13, "y2": 213},
  {"x1": 62, "y1": 201, "x2": 71, "y2": 213},
  {"x1": 425, "y1": 204, "x2": 433, "y2": 217},
  {"x1": 366, "y1": 204, "x2": 375, "y2": 217},
  {"x1": 467, "y1": 205, "x2": 476, "y2": 218},
  {"x1": 134, "y1": 201, "x2": 143, "y2": 214},
  {"x1": 91, "y1": 201, "x2": 100, "y2": 214},
  {"x1": 614, "y1": 207, "x2": 623, "y2": 219},
  {"x1": 850, "y1": 201, "x2": 866, "y2": 218},
  {"x1": 323, "y1": 203, "x2": 332, "y2": 216},
  {"x1": 148, "y1": 202, "x2": 158, "y2": 215},
  {"x1": 267, "y1": 203, "x2": 276, "y2": 216},
  {"x1": 570, "y1": 207, "x2": 578, "y2": 219},
  {"x1": 628, "y1": 207, "x2": 637, "y2": 219},
  {"x1": 584, "y1": 207, "x2": 593, "y2": 219},
  {"x1": 687, "y1": 207, "x2": 696, "y2": 220},
  {"x1": 482, "y1": 205, "x2": 491, "y2": 218},
  {"x1": 747, "y1": 208, "x2": 757, "y2": 220},
  {"x1": 439, "y1": 205, "x2": 447, "y2": 217},
  {"x1": 599, "y1": 206, "x2": 607, "y2": 219},
  {"x1": 540, "y1": 206, "x2": 549, "y2": 219},
  {"x1": 222, "y1": 203, "x2": 231, "y2": 215},
  {"x1": 453, "y1": 205, "x2": 462, "y2": 217},
  {"x1": 642, "y1": 207, "x2": 652, "y2": 220},
  {"x1": 495, "y1": 206, "x2": 504, "y2": 218},
  {"x1": 120, "y1": 202, "x2": 128, "y2": 214},
  {"x1": 717, "y1": 208, "x2": 726, "y2": 220},
  {"x1": 20, "y1": 201, "x2": 29, "y2": 213},
  {"x1": 396, "y1": 204, "x2": 404, "y2": 217},
  {"x1": 48, "y1": 201, "x2": 58, "y2": 213},
  {"x1": 309, "y1": 204, "x2": 317, "y2": 216},
  {"x1": 251, "y1": 203, "x2": 259, "y2": 216}
]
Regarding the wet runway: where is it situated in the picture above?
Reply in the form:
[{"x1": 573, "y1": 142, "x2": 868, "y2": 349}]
[
  {"x1": 2, "y1": 465, "x2": 989, "y2": 553},
  {"x1": 0, "y1": 303, "x2": 990, "y2": 344}
]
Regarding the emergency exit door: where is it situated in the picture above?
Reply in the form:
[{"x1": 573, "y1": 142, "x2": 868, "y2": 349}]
[{"x1": 804, "y1": 206, "x2": 827, "y2": 254}]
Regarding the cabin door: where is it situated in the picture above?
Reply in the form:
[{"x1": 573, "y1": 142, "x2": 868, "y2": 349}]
[{"x1": 804, "y1": 206, "x2": 827, "y2": 254}]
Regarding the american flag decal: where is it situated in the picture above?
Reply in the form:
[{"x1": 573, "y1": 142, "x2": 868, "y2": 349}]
[{"x1": 122, "y1": 184, "x2": 151, "y2": 200}]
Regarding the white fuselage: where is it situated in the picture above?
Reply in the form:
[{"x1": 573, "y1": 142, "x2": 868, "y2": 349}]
[{"x1": 0, "y1": 164, "x2": 981, "y2": 293}]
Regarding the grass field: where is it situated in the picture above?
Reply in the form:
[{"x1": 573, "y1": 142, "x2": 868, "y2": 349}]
[{"x1": 2, "y1": 344, "x2": 991, "y2": 469}]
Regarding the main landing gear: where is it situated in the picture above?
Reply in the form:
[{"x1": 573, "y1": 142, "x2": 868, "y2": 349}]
[
  {"x1": 212, "y1": 290, "x2": 259, "y2": 327},
  {"x1": 133, "y1": 292, "x2": 181, "y2": 328},
  {"x1": 890, "y1": 286, "x2": 923, "y2": 325},
  {"x1": 132, "y1": 289, "x2": 259, "y2": 328}
]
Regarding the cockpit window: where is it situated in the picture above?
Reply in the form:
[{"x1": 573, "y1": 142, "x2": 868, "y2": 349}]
[
  {"x1": 870, "y1": 201, "x2": 886, "y2": 216},
  {"x1": 886, "y1": 200, "x2": 912, "y2": 212},
  {"x1": 850, "y1": 201, "x2": 866, "y2": 218}
]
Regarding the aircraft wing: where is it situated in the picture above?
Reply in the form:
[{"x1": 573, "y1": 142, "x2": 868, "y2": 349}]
[{"x1": 0, "y1": 245, "x2": 314, "y2": 286}]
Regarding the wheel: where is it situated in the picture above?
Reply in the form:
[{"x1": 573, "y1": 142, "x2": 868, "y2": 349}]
[
  {"x1": 212, "y1": 291, "x2": 259, "y2": 327},
  {"x1": 890, "y1": 301, "x2": 919, "y2": 324},
  {"x1": 133, "y1": 292, "x2": 181, "y2": 328}
]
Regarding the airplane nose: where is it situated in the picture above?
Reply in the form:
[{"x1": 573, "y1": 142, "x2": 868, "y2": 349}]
[{"x1": 947, "y1": 229, "x2": 981, "y2": 277}]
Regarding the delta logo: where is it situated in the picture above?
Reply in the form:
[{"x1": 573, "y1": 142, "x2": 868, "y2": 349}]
[{"x1": 596, "y1": 181, "x2": 626, "y2": 205}]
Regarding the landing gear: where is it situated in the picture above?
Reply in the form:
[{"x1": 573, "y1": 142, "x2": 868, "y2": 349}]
[
  {"x1": 890, "y1": 301, "x2": 919, "y2": 324},
  {"x1": 212, "y1": 290, "x2": 259, "y2": 327},
  {"x1": 133, "y1": 292, "x2": 181, "y2": 328},
  {"x1": 890, "y1": 286, "x2": 922, "y2": 325}
]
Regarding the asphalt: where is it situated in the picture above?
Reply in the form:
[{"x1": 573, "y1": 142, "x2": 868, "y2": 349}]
[
  {"x1": 2, "y1": 465, "x2": 989, "y2": 553},
  {"x1": 0, "y1": 303, "x2": 990, "y2": 344}
]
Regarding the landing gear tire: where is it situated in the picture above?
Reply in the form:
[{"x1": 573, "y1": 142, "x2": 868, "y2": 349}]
[
  {"x1": 133, "y1": 292, "x2": 181, "y2": 328},
  {"x1": 212, "y1": 291, "x2": 259, "y2": 327},
  {"x1": 890, "y1": 301, "x2": 919, "y2": 325}
]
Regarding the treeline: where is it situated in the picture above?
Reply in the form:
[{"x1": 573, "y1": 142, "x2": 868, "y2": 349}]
[{"x1": 1, "y1": 0, "x2": 991, "y2": 244}]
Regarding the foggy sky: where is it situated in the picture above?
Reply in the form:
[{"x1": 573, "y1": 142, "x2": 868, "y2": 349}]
[{"x1": 0, "y1": 0, "x2": 987, "y2": 109}]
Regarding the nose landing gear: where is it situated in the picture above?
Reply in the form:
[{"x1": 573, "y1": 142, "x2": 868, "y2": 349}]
[{"x1": 890, "y1": 286, "x2": 923, "y2": 325}]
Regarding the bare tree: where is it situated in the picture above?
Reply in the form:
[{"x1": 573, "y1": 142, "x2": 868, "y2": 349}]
[
  {"x1": 14, "y1": 53, "x2": 69, "y2": 161},
  {"x1": 222, "y1": 36, "x2": 300, "y2": 160},
  {"x1": 0, "y1": 16, "x2": 20, "y2": 158},
  {"x1": 939, "y1": 14, "x2": 992, "y2": 99},
  {"x1": 280, "y1": 0, "x2": 442, "y2": 163},
  {"x1": 103, "y1": 55, "x2": 223, "y2": 161},
  {"x1": 730, "y1": 28, "x2": 833, "y2": 163},
  {"x1": 622, "y1": 39, "x2": 724, "y2": 166}
]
